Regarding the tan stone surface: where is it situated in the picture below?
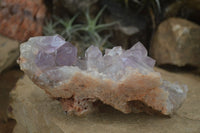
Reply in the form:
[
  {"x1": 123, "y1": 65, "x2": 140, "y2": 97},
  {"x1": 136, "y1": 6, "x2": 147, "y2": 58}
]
[
  {"x1": 9, "y1": 67, "x2": 200, "y2": 133},
  {"x1": 0, "y1": 35, "x2": 19, "y2": 73}
]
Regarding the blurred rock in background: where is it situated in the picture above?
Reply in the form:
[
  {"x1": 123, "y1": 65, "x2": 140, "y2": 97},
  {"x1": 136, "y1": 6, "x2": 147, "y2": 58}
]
[
  {"x1": 164, "y1": 0, "x2": 200, "y2": 24},
  {"x1": 0, "y1": 0, "x2": 47, "y2": 41},
  {"x1": 150, "y1": 18, "x2": 200, "y2": 68},
  {"x1": 0, "y1": 35, "x2": 19, "y2": 73}
]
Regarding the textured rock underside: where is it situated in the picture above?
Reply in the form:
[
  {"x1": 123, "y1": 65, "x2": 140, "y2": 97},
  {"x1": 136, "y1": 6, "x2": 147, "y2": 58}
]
[{"x1": 18, "y1": 35, "x2": 188, "y2": 115}]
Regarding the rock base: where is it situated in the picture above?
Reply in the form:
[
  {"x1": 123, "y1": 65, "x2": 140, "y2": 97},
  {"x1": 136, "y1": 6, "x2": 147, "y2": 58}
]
[{"x1": 9, "y1": 68, "x2": 200, "y2": 133}]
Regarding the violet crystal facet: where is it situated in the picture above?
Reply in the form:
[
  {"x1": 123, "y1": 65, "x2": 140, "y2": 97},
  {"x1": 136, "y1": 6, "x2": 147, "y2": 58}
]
[
  {"x1": 34, "y1": 36, "x2": 77, "y2": 70},
  {"x1": 18, "y1": 35, "x2": 187, "y2": 116}
]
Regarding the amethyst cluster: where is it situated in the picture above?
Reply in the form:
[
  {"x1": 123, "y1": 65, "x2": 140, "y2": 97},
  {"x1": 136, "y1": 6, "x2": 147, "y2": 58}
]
[
  {"x1": 19, "y1": 35, "x2": 187, "y2": 115},
  {"x1": 30, "y1": 35, "x2": 155, "y2": 80}
]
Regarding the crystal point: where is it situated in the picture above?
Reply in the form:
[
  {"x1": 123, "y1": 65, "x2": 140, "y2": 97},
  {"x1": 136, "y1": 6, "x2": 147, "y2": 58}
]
[
  {"x1": 55, "y1": 42, "x2": 77, "y2": 66},
  {"x1": 85, "y1": 45, "x2": 104, "y2": 71}
]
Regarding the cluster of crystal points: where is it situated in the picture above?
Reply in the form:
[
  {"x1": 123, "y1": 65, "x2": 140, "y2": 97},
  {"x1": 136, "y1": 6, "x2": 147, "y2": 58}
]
[
  {"x1": 85, "y1": 43, "x2": 155, "y2": 80},
  {"x1": 19, "y1": 35, "x2": 188, "y2": 115}
]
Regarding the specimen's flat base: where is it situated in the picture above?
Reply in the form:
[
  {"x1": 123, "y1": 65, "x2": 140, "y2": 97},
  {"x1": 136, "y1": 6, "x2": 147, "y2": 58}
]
[{"x1": 10, "y1": 68, "x2": 200, "y2": 133}]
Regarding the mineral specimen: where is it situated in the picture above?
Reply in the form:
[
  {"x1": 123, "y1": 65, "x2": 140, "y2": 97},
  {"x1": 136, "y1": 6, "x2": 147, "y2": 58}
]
[{"x1": 18, "y1": 35, "x2": 188, "y2": 116}]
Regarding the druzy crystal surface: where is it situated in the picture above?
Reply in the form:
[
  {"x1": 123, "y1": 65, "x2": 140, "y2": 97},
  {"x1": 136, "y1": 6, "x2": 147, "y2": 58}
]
[
  {"x1": 85, "y1": 42, "x2": 156, "y2": 80},
  {"x1": 18, "y1": 35, "x2": 187, "y2": 116}
]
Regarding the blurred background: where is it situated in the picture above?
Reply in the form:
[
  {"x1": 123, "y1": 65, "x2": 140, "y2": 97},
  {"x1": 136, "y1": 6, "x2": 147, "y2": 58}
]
[{"x1": 0, "y1": 0, "x2": 200, "y2": 132}]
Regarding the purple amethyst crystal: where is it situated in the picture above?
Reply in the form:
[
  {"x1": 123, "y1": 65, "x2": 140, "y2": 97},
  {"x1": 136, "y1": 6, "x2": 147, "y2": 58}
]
[
  {"x1": 85, "y1": 42, "x2": 156, "y2": 79},
  {"x1": 34, "y1": 35, "x2": 77, "y2": 70},
  {"x1": 55, "y1": 42, "x2": 77, "y2": 66},
  {"x1": 35, "y1": 51, "x2": 56, "y2": 70},
  {"x1": 121, "y1": 42, "x2": 155, "y2": 70},
  {"x1": 85, "y1": 45, "x2": 104, "y2": 71}
]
